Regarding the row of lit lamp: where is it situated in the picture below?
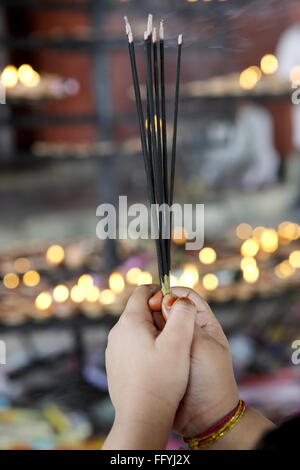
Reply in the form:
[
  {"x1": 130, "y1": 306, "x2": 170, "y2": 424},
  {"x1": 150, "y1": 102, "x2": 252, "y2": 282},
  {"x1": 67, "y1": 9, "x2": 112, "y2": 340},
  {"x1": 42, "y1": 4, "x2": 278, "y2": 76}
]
[
  {"x1": 34, "y1": 260, "x2": 222, "y2": 311},
  {"x1": 240, "y1": 54, "x2": 300, "y2": 90},
  {"x1": 1, "y1": 64, "x2": 40, "y2": 89},
  {"x1": 236, "y1": 221, "x2": 300, "y2": 283},
  {"x1": 1, "y1": 243, "x2": 220, "y2": 311},
  {"x1": 2, "y1": 220, "x2": 300, "y2": 311},
  {"x1": 239, "y1": 54, "x2": 278, "y2": 90}
]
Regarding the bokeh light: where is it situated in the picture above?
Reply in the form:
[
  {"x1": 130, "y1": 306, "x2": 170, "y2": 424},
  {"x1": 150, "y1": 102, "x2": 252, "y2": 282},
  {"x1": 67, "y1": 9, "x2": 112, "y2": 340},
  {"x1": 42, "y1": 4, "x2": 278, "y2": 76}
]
[
  {"x1": 236, "y1": 223, "x2": 252, "y2": 240},
  {"x1": 126, "y1": 267, "x2": 142, "y2": 285},
  {"x1": 109, "y1": 272, "x2": 125, "y2": 293},
  {"x1": 278, "y1": 222, "x2": 299, "y2": 240},
  {"x1": 35, "y1": 292, "x2": 52, "y2": 310},
  {"x1": 170, "y1": 274, "x2": 179, "y2": 287},
  {"x1": 3, "y1": 273, "x2": 19, "y2": 289},
  {"x1": 260, "y1": 54, "x2": 278, "y2": 74},
  {"x1": 243, "y1": 267, "x2": 259, "y2": 283},
  {"x1": 172, "y1": 227, "x2": 188, "y2": 245},
  {"x1": 252, "y1": 226, "x2": 265, "y2": 241},
  {"x1": 260, "y1": 229, "x2": 278, "y2": 253},
  {"x1": 179, "y1": 264, "x2": 199, "y2": 287},
  {"x1": 14, "y1": 257, "x2": 30, "y2": 273},
  {"x1": 23, "y1": 270, "x2": 40, "y2": 287},
  {"x1": 17, "y1": 64, "x2": 34, "y2": 86},
  {"x1": 99, "y1": 289, "x2": 116, "y2": 305},
  {"x1": 289, "y1": 65, "x2": 300, "y2": 83},
  {"x1": 46, "y1": 245, "x2": 65, "y2": 265},
  {"x1": 70, "y1": 285, "x2": 85, "y2": 303},
  {"x1": 275, "y1": 261, "x2": 295, "y2": 279},
  {"x1": 85, "y1": 286, "x2": 100, "y2": 302},
  {"x1": 248, "y1": 66, "x2": 262, "y2": 81},
  {"x1": 137, "y1": 272, "x2": 153, "y2": 285},
  {"x1": 53, "y1": 284, "x2": 69, "y2": 303},
  {"x1": 78, "y1": 274, "x2": 94, "y2": 290},
  {"x1": 202, "y1": 273, "x2": 218, "y2": 291},
  {"x1": 240, "y1": 68, "x2": 258, "y2": 90},
  {"x1": 289, "y1": 251, "x2": 300, "y2": 268},
  {"x1": 240, "y1": 239, "x2": 259, "y2": 257},
  {"x1": 1, "y1": 65, "x2": 18, "y2": 88},
  {"x1": 240, "y1": 257, "x2": 257, "y2": 272},
  {"x1": 26, "y1": 71, "x2": 40, "y2": 88},
  {"x1": 199, "y1": 247, "x2": 216, "y2": 264}
]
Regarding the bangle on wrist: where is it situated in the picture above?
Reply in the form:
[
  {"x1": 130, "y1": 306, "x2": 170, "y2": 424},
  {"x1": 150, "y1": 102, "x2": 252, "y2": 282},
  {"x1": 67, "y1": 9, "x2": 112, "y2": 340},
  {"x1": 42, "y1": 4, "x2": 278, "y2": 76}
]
[{"x1": 183, "y1": 399, "x2": 246, "y2": 450}]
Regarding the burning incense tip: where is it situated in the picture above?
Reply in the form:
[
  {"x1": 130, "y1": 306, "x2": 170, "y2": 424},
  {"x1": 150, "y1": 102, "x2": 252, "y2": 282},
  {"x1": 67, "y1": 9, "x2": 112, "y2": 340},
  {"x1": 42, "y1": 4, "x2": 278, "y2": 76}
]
[
  {"x1": 178, "y1": 34, "x2": 183, "y2": 45},
  {"x1": 152, "y1": 27, "x2": 157, "y2": 43},
  {"x1": 159, "y1": 21, "x2": 164, "y2": 40},
  {"x1": 144, "y1": 31, "x2": 149, "y2": 41},
  {"x1": 128, "y1": 31, "x2": 133, "y2": 43},
  {"x1": 124, "y1": 16, "x2": 132, "y2": 36},
  {"x1": 147, "y1": 14, "x2": 153, "y2": 35}
]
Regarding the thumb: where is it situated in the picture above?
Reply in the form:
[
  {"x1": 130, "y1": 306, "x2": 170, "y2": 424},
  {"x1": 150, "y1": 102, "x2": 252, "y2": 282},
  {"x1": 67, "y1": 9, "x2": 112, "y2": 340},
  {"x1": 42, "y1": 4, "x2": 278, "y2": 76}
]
[{"x1": 158, "y1": 296, "x2": 196, "y2": 351}]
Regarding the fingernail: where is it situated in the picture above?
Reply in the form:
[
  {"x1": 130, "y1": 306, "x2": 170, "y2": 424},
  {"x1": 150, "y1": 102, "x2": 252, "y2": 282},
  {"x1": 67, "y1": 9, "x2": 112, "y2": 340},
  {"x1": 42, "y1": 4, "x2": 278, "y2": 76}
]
[
  {"x1": 162, "y1": 294, "x2": 178, "y2": 318},
  {"x1": 175, "y1": 297, "x2": 195, "y2": 307},
  {"x1": 165, "y1": 294, "x2": 178, "y2": 306},
  {"x1": 150, "y1": 291, "x2": 163, "y2": 302}
]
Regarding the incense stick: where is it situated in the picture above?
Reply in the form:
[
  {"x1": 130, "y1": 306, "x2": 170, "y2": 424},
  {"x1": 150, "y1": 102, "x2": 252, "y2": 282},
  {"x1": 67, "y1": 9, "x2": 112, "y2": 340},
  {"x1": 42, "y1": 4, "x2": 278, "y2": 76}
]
[
  {"x1": 124, "y1": 15, "x2": 182, "y2": 296},
  {"x1": 168, "y1": 34, "x2": 182, "y2": 270},
  {"x1": 145, "y1": 29, "x2": 168, "y2": 283},
  {"x1": 153, "y1": 28, "x2": 169, "y2": 278},
  {"x1": 159, "y1": 21, "x2": 171, "y2": 275},
  {"x1": 125, "y1": 19, "x2": 164, "y2": 281},
  {"x1": 170, "y1": 34, "x2": 182, "y2": 207},
  {"x1": 159, "y1": 21, "x2": 168, "y2": 207},
  {"x1": 153, "y1": 28, "x2": 163, "y2": 183}
]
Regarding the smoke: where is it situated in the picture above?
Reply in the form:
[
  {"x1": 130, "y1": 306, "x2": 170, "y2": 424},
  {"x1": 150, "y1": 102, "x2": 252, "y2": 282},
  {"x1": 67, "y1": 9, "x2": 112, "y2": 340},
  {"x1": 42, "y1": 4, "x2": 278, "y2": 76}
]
[{"x1": 126, "y1": 0, "x2": 298, "y2": 53}]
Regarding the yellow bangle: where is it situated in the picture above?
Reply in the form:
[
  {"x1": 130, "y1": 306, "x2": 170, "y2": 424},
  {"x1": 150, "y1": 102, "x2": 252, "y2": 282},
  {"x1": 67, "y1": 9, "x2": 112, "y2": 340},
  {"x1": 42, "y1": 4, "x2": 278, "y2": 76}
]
[{"x1": 186, "y1": 400, "x2": 246, "y2": 450}]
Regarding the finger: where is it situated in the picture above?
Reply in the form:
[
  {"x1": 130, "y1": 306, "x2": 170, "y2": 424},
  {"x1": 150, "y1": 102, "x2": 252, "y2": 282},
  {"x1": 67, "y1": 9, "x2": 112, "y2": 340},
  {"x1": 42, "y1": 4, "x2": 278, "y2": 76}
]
[
  {"x1": 157, "y1": 297, "x2": 196, "y2": 352},
  {"x1": 162, "y1": 287, "x2": 228, "y2": 347},
  {"x1": 122, "y1": 284, "x2": 160, "y2": 323},
  {"x1": 148, "y1": 290, "x2": 163, "y2": 311},
  {"x1": 152, "y1": 311, "x2": 165, "y2": 331}
]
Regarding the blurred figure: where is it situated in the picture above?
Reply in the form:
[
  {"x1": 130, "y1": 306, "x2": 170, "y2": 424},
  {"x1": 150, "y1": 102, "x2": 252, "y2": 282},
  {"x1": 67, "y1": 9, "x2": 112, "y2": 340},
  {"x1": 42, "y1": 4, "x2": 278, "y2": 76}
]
[
  {"x1": 203, "y1": 101, "x2": 280, "y2": 190},
  {"x1": 276, "y1": 24, "x2": 300, "y2": 152}
]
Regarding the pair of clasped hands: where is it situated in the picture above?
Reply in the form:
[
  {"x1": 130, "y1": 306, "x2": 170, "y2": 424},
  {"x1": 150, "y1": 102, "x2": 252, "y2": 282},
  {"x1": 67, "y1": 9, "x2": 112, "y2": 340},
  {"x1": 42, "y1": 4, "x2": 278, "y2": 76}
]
[{"x1": 103, "y1": 285, "x2": 274, "y2": 450}]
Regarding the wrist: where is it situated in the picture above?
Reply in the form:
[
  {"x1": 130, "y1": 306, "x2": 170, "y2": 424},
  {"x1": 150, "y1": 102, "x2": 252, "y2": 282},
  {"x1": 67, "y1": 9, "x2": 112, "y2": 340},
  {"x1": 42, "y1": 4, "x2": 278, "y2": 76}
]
[
  {"x1": 115, "y1": 387, "x2": 177, "y2": 430},
  {"x1": 116, "y1": 404, "x2": 174, "y2": 431},
  {"x1": 184, "y1": 399, "x2": 246, "y2": 450},
  {"x1": 182, "y1": 392, "x2": 240, "y2": 438},
  {"x1": 189, "y1": 407, "x2": 275, "y2": 451},
  {"x1": 110, "y1": 412, "x2": 173, "y2": 450}
]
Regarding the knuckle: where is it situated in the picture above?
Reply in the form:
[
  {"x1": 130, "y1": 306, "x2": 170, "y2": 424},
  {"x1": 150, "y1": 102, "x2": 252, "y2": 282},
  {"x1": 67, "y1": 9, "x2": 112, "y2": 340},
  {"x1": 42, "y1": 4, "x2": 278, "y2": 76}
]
[
  {"x1": 134, "y1": 285, "x2": 148, "y2": 294},
  {"x1": 107, "y1": 325, "x2": 118, "y2": 344},
  {"x1": 173, "y1": 300, "x2": 196, "y2": 316}
]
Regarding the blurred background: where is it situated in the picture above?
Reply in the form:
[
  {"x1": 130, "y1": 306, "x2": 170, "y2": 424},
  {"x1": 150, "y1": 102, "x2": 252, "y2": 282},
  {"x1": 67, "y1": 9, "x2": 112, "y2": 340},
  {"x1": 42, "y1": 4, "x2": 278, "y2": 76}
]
[{"x1": 1, "y1": 0, "x2": 300, "y2": 450}]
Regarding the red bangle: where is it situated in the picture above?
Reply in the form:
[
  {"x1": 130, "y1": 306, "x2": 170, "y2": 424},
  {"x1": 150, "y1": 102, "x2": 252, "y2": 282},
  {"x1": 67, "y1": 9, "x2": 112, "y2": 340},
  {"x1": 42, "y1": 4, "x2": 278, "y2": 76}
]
[{"x1": 183, "y1": 399, "x2": 246, "y2": 448}]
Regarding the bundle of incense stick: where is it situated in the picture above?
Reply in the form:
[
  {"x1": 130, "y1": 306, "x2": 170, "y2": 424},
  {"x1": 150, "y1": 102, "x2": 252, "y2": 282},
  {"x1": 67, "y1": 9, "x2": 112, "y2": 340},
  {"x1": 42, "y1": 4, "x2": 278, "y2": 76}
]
[{"x1": 124, "y1": 14, "x2": 182, "y2": 296}]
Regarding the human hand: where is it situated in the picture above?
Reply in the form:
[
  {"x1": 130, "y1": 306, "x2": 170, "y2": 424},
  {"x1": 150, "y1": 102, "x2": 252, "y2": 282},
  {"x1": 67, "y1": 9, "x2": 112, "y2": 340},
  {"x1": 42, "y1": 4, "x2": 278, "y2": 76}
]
[
  {"x1": 149, "y1": 287, "x2": 239, "y2": 439},
  {"x1": 103, "y1": 285, "x2": 197, "y2": 449}
]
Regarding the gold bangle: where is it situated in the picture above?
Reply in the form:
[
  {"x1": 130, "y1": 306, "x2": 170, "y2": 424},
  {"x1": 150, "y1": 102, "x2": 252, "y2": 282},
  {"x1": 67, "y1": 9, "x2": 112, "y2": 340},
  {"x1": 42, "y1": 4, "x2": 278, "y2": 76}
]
[{"x1": 187, "y1": 400, "x2": 246, "y2": 450}]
